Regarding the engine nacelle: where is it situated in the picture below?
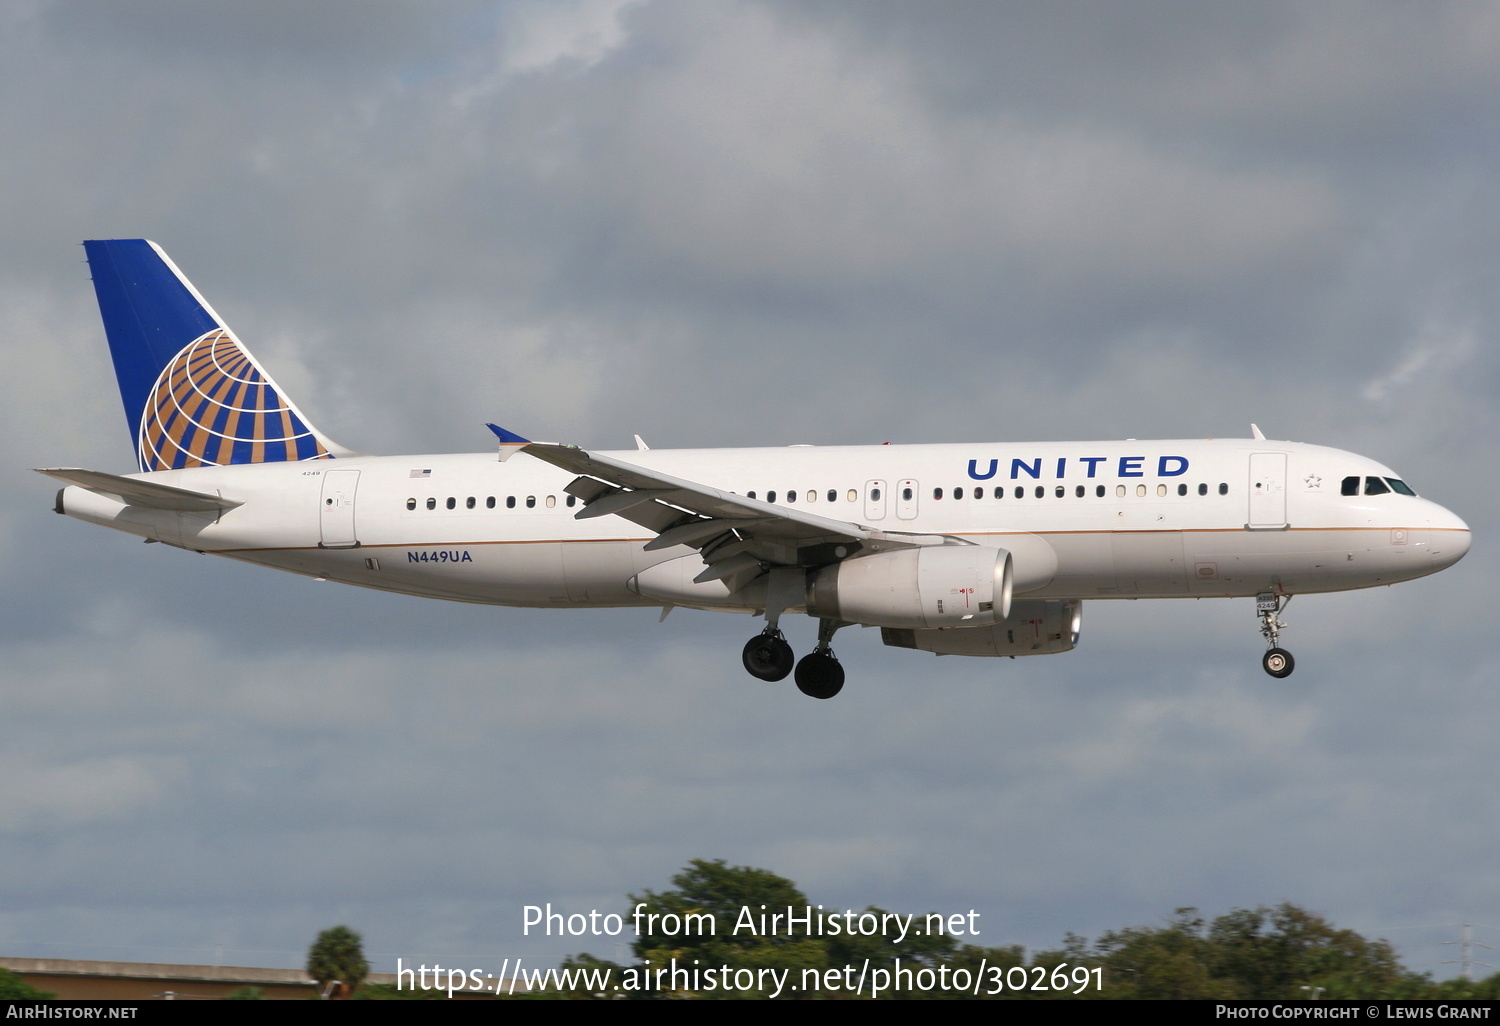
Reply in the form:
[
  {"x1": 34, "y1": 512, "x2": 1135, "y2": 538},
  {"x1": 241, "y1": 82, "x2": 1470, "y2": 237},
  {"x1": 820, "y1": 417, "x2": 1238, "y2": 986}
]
[
  {"x1": 806, "y1": 545, "x2": 1013, "y2": 629},
  {"x1": 881, "y1": 599, "x2": 1082, "y2": 657}
]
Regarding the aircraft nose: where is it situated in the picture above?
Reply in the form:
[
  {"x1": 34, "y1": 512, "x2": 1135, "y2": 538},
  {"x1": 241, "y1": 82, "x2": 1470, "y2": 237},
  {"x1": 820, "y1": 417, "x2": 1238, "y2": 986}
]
[{"x1": 1428, "y1": 505, "x2": 1471, "y2": 569}]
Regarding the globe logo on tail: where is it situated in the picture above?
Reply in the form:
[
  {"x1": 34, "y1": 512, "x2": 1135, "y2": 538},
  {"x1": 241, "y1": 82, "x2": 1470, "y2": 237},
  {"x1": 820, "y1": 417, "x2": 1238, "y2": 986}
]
[{"x1": 138, "y1": 329, "x2": 330, "y2": 471}]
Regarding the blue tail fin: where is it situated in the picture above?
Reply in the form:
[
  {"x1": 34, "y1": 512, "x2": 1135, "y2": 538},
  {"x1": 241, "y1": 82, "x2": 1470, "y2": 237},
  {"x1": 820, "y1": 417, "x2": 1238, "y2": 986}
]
[{"x1": 83, "y1": 239, "x2": 349, "y2": 472}]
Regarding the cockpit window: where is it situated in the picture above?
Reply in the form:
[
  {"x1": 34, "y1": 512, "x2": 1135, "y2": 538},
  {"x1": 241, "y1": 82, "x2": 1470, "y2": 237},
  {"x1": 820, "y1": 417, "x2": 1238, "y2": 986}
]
[
  {"x1": 1385, "y1": 478, "x2": 1416, "y2": 496},
  {"x1": 1364, "y1": 477, "x2": 1390, "y2": 496},
  {"x1": 1341, "y1": 476, "x2": 1360, "y2": 496}
]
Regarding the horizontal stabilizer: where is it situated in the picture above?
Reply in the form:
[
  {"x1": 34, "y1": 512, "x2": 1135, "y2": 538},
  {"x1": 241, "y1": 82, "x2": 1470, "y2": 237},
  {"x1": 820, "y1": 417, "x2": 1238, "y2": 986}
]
[{"x1": 36, "y1": 468, "x2": 242, "y2": 512}]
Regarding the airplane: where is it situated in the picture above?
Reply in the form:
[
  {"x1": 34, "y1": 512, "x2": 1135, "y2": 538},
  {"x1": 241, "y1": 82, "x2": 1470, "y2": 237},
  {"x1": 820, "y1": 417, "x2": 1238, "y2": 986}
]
[{"x1": 40, "y1": 239, "x2": 1472, "y2": 699}]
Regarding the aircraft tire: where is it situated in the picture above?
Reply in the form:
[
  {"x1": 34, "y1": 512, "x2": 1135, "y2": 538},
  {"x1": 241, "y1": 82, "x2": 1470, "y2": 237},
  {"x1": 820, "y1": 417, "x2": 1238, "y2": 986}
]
[
  {"x1": 1262, "y1": 648, "x2": 1295, "y2": 678},
  {"x1": 743, "y1": 635, "x2": 794, "y2": 681},
  {"x1": 794, "y1": 652, "x2": 844, "y2": 699}
]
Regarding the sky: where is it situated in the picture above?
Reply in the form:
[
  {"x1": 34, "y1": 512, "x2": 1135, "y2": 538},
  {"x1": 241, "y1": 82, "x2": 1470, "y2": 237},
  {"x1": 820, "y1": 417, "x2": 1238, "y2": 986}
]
[{"x1": 1, "y1": 0, "x2": 1497, "y2": 983}]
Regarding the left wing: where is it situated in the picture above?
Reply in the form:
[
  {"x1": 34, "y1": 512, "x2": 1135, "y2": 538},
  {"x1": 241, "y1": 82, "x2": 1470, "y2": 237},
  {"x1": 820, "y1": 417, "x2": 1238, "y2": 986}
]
[{"x1": 514, "y1": 439, "x2": 948, "y2": 588}]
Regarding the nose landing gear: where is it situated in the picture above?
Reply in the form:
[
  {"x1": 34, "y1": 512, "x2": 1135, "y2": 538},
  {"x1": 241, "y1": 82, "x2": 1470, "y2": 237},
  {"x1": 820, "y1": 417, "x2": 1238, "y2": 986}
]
[{"x1": 1256, "y1": 592, "x2": 1295, "y2": 678}]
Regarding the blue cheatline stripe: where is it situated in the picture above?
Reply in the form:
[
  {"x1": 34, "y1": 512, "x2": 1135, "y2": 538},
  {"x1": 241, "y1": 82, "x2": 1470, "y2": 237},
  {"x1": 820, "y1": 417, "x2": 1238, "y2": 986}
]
[{"x1": 84, "y1": 240, "x2": 219, "y2": 445}]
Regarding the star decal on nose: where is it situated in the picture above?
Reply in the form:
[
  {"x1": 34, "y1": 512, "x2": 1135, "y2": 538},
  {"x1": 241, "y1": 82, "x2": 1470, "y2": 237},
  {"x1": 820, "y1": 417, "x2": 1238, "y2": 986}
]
[{"x1": 1304, "y1": 474, "x2": 1322, "y2": 489}]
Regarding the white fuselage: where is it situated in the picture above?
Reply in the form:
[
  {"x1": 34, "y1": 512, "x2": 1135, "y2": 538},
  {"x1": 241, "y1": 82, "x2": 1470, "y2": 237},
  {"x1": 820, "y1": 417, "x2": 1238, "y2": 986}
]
[{"x1": 57, "y1": 438, "x2": 1471, "y2": 615}]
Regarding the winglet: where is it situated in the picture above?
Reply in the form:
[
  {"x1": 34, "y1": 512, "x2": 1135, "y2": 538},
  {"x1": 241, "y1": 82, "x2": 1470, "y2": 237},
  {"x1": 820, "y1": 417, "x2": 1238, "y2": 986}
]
[
  {"x1": 1251, "y1": 423, "x2": 1266, "y2": 440},
  {"x1": 487, "y1": 423, "x2": 532, "y2": 462}
]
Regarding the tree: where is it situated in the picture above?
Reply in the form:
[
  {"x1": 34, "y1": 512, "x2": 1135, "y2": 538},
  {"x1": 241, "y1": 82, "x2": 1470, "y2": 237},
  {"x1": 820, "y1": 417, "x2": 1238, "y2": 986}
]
[
  {"x1": 1207, "y1": 903, "x2": 1410, "y2": 998},
  {"x1": 627, "y1": 858, "x2": 826, "y2": 997},
  {"x1": 307, "y1": 925, "x2": 370, "y2": 998},
  {"x1": 0, "y1": 968, "x2": 54, "y2": 1000}
]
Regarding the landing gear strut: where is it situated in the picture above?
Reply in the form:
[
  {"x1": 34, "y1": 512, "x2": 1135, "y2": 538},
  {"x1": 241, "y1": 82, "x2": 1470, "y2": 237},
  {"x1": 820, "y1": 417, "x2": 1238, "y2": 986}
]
[
  {"x1": 794, "y1": 619, "x2": 846, "y2": 699},
  {"x1": 742, "y1": 628, "x2": 794, "y2": 681},
  {"x1": 1256, "y1": 592, "x2": 1295, "y2": 678}
]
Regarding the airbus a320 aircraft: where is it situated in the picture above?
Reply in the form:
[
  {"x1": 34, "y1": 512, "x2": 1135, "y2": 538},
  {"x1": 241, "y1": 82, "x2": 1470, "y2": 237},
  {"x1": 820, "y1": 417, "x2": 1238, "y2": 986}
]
[{"x1": 41, "y1": 240, "x2": 1471, "y2": 698}]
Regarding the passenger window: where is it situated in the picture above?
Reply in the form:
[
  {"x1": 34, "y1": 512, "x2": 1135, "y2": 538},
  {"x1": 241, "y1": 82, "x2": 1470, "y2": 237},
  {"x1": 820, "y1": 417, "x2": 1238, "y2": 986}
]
[
  {"x1": 406, "y1": 498, "x2": 416, "y2": 510},
  {"x1": 1177, "y1": 484, "x2": 1187, "y2": 496},
  {"x1": 934, "y1": 487, "x2": 944, "y2": 500},
  {"x1": 1341, "y1": 476, "x2": 1360, "y2": 496},
  {"x1": 546, "y1": 495, "x2": 556, "y2": 508},
  {"x1": 1054, "y1": 485, "x2": 1064, "y2": 498},
  {"x1": 526, "y1": 495, "x2": 536, "y2": 508},
  {"x1": 846, "y1": 489, "x2": 857, "y2": 502},
  {"x1": 955, "y1": 486, "x2": 964, "y2": 499},
  {"x1": 1198, "y1": 483, "x2": 1208, "y2": 496},
  {"x1": 567, "y1": 495, "x2": 577, "y2": 507},
  {"x1": 870, "y1": 488, "x2": 880, "y2": 501},
  {"x1": 1136, "y1": 485, "x2": 1146, "y2": 497},
  {"x1": 1096, "y1": 485, "x2": 1105, "y2": 497},
  {"x1": 466, "y1": 496, "x2": 476, "y2": 509},
  {"x1": 994, "y1": 487, "x2": 1005, "y2": 499},
  {"x1": 446, "y1": 497, "x2": 456, "y2": 510},
  {"x1": 1157, "y1": 484, "x2": 1167, "y2": 497},
  {"x1": 786, "y1": 490, "x2": 796, "y2": 503},
  {"x1": 1218, "y1": 483, "x2": 1228, "y2": 495},
  {"x1": 1015, "y1": 486, "x2": 1024, "y2": 499},
  {"x1": 747, "y1": 491, "x2": 757, "y2": 500},
  {"x1": 427, "y1": 497, "x2": 436, "y2": 510},
  {"x1": 1035, "y1": 486, "x2": 1045, "y2": 498},
  {"x1": 1076, "y1": 485, "x2": 1085, "y2": 498},
  {"x1": 1364, "y1": 477, "x2": 1390, "y2": 496},
  {"x1": 506, "y1": 496, "x2": 516, "y2": 509},
  {"x1": 903, "y1": 487, "x2": 914, "y2": 501},
  {"x1": 768, "y1": 491, "x2": 777, "y2": 503},
  {"x1": 1116, "y1": 485, "x2": 1126, "y2": 497},
  {"x1": 829, "y1": 490, "x2": 838, "y2": 503},
  {"x1": 973, "y1": 487, "x2": 982, "y2": 500}
]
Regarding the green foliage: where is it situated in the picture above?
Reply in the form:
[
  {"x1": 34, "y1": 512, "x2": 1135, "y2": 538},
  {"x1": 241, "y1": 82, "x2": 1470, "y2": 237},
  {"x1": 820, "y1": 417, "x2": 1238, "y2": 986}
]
[
  {"x1": 0, "y1": 967, "x2": 55, "y2": 999},
  {"x1": 222, "y1": 985, "x2": 263, "y2": 1000},
  {"x1": 306, "y1": 924, "x2": 370, "y2": 997},
  {"x1": 550, "y1": 860, "x2": 1463, "y2": 1001},
  {"x1": 1075, "y1": 904, "x2": 1427, "y2": 1000},
  {"x1": 628, "y1": 858, "x2": 824, "y2": 997},
  {"x1": 349, "y1": 982, "x2": 453, "y2": 1000}
]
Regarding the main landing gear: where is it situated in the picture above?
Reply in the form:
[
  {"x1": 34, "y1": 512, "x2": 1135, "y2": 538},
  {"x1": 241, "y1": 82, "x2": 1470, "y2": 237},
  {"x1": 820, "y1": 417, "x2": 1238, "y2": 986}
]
[
  {"x1": 794, "y1": 619, "x2": 846, "y2": 700},
  {"x1": 1256, "y1": 591, "x2": 1295, "y2": 679},
  {"x1": 741, "y1": 618, "x2": 846, "y2": 699},
  {"x1": 742, "y1": 628, "x2": 794, "y2": 681}
]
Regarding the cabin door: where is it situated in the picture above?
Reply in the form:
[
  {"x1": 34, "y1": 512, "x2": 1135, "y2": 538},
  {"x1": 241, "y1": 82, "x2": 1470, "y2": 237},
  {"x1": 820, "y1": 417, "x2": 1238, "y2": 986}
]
[
  {"x1": 319, "y1": 470, "x2": 361, "y2": 548},
  {"x1": 1247, "y1": 453, "x2": 1288, "y2": 529}
]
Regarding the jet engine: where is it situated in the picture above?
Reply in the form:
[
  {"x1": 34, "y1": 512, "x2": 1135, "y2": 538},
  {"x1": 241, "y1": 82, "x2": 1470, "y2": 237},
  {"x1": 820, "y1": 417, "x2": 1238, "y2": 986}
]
[
  {"x1": 880, "y1": 599, "x2": 1082, "y2": 657},
  {"x1": 805, "y1": 545, "x2": 1013, "y2": 629}
]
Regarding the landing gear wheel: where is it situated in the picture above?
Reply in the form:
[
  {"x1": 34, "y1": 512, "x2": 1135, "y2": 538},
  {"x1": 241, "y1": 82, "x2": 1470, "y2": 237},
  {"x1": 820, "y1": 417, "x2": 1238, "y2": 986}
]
[
  {"x1": 1262, "y1": 648, "x2": 1295, "y2": 679},
  {"x1": 794, "y1": 652, "x2": 844, "y2": 699},
  {"x1": 742, "y1": 633, "x2": 794, "y2": 681}
]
